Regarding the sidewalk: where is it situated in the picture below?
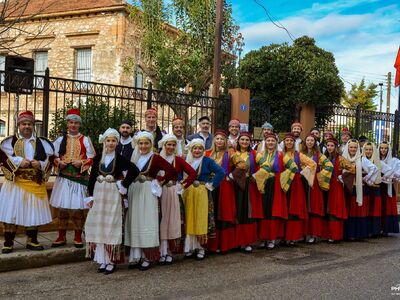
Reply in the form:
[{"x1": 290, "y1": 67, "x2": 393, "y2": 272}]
[{"x1": 0, "y1": 231, "x2": 86, "y2": 272}]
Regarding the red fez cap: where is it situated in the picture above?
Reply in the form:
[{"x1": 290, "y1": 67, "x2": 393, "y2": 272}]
[
  {"x1": 326, "y1": 137, "x2": 339, "y2": 146},
  {"x1": 67, "y1": 108, "x2": 80, "y2": 116},
  {"x1": 17, "y1": 110, "x2": 34, "y2": 124},
  {"x1": 291, "y1": 122, "x2": 303, "y2": 131},
  {"x1": 284, "y1": 132, "x2": 296, "y2": 140},
  {"x1": 229, "y1": 119, "x2": 240, "y2": 127},
  {"x1": 214, "y1": 129, "x2": 228, "y2": 138},
  {"x1": 238, "y1": 131, "x2": 252, "y2": 139},
  {"x1": 172, "y1": 117, "x2": 183, "y2": 124},
  {"x1": 145, "y1": 108, "x2": 157, "y2": 117},
  {"x1": 264, "y1": 133, "x2": 278, "y2": 141},
  {"x1": 341, "y1": 127, "x2": 352, "y2": 137}
]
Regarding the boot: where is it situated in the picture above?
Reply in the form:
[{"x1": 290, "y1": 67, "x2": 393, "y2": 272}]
[
  {"x1": 2, "y1": 231, "x2": 16, "y2": 254},
  {"x1": 73, "y1": 230, "x2": 84, "y2": 248},
  {"x1": 51, "y1": 229, "x2": 67, "y2": 247},
  {"x1": 26, "y1": 228, "x2": 44, "y2": 251}
]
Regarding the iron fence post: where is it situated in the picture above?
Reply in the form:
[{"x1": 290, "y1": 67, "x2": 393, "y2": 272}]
[
  {"x1": 147, "y1": 82, "x2": 153, "y2": 109},
  {"x1": 42, "y1": 68, "x2": 50, "y2": 137},
  {"x1": 355, "y1": 105, "x2": 361, "y2": 138},
  {"x1": 393, "y1": 109, "x2": 400, "y2": 157}
]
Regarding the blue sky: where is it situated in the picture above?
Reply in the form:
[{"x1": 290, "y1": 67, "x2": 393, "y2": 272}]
[{"x1": 230, "y1": 0, "x2": 400, "y2": 111}]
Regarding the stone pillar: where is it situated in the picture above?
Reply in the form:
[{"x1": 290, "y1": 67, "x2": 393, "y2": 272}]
[
  {"x1": 229, "y1": 88, "x2": 250, "y2": 130},
  {"x1": 300, "y1": 104, "x2": 315, "y2": 139}
]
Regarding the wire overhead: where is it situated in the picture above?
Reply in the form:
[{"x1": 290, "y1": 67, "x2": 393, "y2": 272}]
[{"x1": 253, "y1": 0, "x2": 296, "y2": 42}]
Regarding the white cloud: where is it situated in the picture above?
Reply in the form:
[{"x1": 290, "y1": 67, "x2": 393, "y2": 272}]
[
  {"x1": 239, "y1": 5, "x2": 400, "y2": 112},
  {"x1": 308, "y1": 0, "x2": 380, "y2": 14}
]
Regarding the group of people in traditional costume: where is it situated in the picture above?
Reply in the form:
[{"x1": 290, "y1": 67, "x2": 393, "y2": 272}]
[{"x1": 0, "y1": 108, "x2": 399, "y2": 275}]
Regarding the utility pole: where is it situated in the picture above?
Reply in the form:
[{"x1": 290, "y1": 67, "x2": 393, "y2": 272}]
[
  {"x1": 212, "y1": 0, "x2": 224, "y2": 98},
  {"x1": 379, "y1": 82, "x2": 383, "y2": 113},
  {"x1": 387, "y1": 72, "x2": 392, "y2": 113}
]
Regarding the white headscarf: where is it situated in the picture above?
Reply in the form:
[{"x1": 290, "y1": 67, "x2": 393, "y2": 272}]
[
  {"x1": 379, "y1": 142, "x2": 394, "y2": 196},
  {"x1": 342, "y1": 139, "x2": 363, "y2": 206},
  {"x1": 98, "y1": 128, "x2": 120, "y2": 165},
  {"x1": 362, "y1": 142, "x2": 382, "y2": 185},
  {"x1": 99, "y1": 128, "x2": 120, "y2": 144},
  {"x1": 185, "y1": 138, "x2": 205, "y2": 164},
  {"x1": 131, "y1": 131, "x2": 154, "y2": 164},
  {"x1": 158, "y1": 134, "x2": 178, "y2": 159}
]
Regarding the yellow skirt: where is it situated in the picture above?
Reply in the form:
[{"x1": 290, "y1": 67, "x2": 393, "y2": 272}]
[{"x1": 183, "y1": 185, "x2": 208, "y2": 236}]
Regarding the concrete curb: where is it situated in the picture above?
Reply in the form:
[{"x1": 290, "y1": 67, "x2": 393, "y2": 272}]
[{"x1": 0, "y1": 247, "x2": 86, "y2": 272}]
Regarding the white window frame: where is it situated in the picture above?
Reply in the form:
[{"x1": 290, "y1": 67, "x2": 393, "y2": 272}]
[{"x1": 75, "y1": 48, "x2": 92, "y2": 82}]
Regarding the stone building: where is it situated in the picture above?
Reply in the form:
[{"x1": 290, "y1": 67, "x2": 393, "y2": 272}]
[{"x1": 0, "y1": 0, "x2": 150, "y2": 136}]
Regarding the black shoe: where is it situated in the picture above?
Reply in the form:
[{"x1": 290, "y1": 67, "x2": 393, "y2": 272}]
[
  {"x1": 26, "y1": 242, "x2": 44, "y2": 251},
  {"x1": 1, "y1": 246, "x2": 13, "y2": 254},
  {"x1": 128, "y1": 261, "x2": 141, "y2": 269},
  {"x1": 98, "y1": 265, "x2": 106, "y2": 273},
  {"x1": 241, "y1": 246, "x2": 253, "y2": 254},
  {"x1": 164, "y1": 255, "x2": 173, "y2": 265},
  {"x1": 104, "y1": 265, "x2": 116, "y2": 275},
  {"x1": 139, "y1": 261, "x2": 151, "y2": 271},
  {"x1": 73, "y1": 242, "x2": 84, "y2": 249},
  {"x1": 184, "y1": 252, "x2": 195, "y2": 259}
]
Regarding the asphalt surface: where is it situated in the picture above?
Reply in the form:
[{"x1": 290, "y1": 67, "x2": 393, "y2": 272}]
[{"x1": 1, "y1": 234, "x2": 400, "y2": 300}]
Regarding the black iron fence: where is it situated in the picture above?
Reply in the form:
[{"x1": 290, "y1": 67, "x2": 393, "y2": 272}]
[
  {"x1": 0, "y1": 69, "x2": 231, "y2": 140},
  {"x1": 315, "y1": 104, "x2": 399, "y2": 154}
]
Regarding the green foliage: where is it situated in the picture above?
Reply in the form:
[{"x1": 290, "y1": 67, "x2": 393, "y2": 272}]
[
  {"x1": 342, "y1": 79, "x2": 378, "y2": 110},
  {"x1": 49, "y1": 98, "x2": 136, "y2": 152},
  {"x1": 238, "y1": 36, "x2": 344, "y2": 132},
  {"x1": 127, "y1": 0, "x2": 242, "y2": 94}
]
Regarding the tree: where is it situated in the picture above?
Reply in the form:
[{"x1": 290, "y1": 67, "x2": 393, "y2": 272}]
[
  {"x1": 125, "y1": 0, "x2": 242, "y2": 95},
  {"x1": 238, "y1": 36, "x2": 344, "y2": 132},
  {"x1": 341, "y1": 79, "x2": 378, "y2": 110},
  {"x1": 0, "y1": 0, "x2": 50, "y2": 55}
]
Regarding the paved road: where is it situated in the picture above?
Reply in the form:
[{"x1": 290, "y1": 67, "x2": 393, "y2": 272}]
[{"x1": 1, "y1": 235, "x2": 400, "y2": 299}]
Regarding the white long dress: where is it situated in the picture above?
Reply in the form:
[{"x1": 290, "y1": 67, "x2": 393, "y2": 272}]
[{"x1": 124, "y1": 153, "x2": 159, "y2": 261}]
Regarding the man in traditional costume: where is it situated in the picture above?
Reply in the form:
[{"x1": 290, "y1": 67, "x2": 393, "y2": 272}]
[
  {"x1": 279, "y1": 122, "x2": 303, "y2": 152},
  {"x1": 339, "y1": 127, "x2": 352, "y2": 153},
  {"x1": 50, "y1": 108, "x2": 95, "y2": 248},
  {"x1": 227, "y1": 119, "x2": 240, "y2": 149},
  {"x1": 116, "y1": 119, "x2": 134, "y2": 160},
  {"x1": 141, "y1": 107, "x2": 164, "y2": 152},
  {"x1": 255, "y1": 121, "x2": 274, "y2": 153},
  {"x1": 171, "y1": 117, "x2": 187, "y2": 157},
  {"x1": 0, "y1": 111, "x2": 54, "y2": 253},
  {"x1": 187, "y1": 116, "x2": 214, "y2": 150}
]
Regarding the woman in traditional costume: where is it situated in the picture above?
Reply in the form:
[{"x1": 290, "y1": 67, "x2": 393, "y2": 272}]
[
  {"x1": 300, "y1": 134, "x2": 333, "y2": 243},
  {"x1": 362, "y1": 142, "x2": 383, "y2": 236},
  {"x1": 231, "y1": 132, "x2": 264, "y2": 253},
  {"x1": 125, "y1": 131, "x2": 177, "y2": 271},
  {"x1": 85, "y1": 128, "x2": 139, "y2": 275},
  {"x1": 378, "y1": 142, "x2": 400, "y2": 235},
  {"x1": 323, "y1": 138, "x2": 355, "y2": 242},
  {"x1": 342, "y1": 139, "x2": 378, "y2": 240},
  {"x1": 282, "y1": 132, "x2": 316, "y2": 245},
  {"x1": 255, "y1": 133, "x2": 297, "y2": 249},
  {"x1": 157, "y1": 134, "x2": 197, "y2": 265},
  {"x1": 182, "y1": 138, "x2": 225, "y2": 260},
  {"x1": 205, "y1": 129, "x2": 246, "y2": 253}
]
